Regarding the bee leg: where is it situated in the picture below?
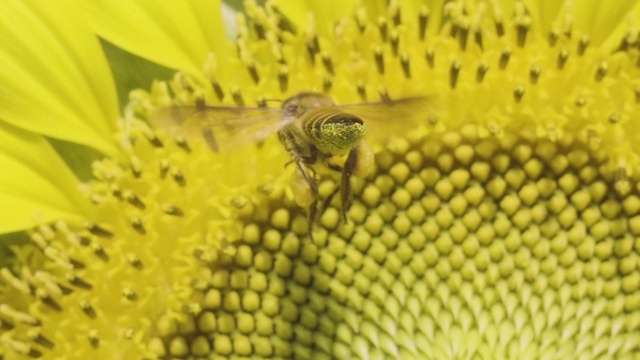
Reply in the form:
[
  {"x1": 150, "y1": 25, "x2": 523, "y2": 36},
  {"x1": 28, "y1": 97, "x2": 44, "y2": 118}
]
[
  {"x1": 292, "y1": 159, "x2": 319, "y2": 242},
  {"x1": 340, "y1": 147, "x2": 359, "y2": 223}
]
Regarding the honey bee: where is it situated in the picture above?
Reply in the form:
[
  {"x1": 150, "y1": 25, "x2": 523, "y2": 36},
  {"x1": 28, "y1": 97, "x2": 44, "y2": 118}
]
[{"x1": 152, "y1": 92, "x2": 433, "y2": 241}]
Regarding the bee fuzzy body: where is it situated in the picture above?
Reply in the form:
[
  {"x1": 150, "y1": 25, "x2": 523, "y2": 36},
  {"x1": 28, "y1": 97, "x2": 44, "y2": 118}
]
[{"x1": 152, "y1": 90, "x2": 433, "y2": 242}]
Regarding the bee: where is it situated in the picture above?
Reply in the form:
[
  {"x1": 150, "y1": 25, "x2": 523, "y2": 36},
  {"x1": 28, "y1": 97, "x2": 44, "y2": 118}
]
[{"x1": 152, "y1": 92, "x2": 433, "y2": 241}]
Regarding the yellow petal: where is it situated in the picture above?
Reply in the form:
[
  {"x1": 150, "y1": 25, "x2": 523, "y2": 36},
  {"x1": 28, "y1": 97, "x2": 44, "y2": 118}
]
[
  {"x1": 0, "y1": 0, "x2": 119, "y2": 157},
  {"x1": 83, "y1": 0, "x2": 233, "y2": 75},
  {"x1": 0, "y1": 123, "x2": 88, "y2": 233}
]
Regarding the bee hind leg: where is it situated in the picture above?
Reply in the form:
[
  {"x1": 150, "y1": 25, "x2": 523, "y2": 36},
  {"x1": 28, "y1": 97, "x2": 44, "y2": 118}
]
[
  {"x1": 339, "y1": 147, "x2": 359, "y2": 223},
  {"x1": 292, "y1": 158, "x2": 320, "y2": 242}
]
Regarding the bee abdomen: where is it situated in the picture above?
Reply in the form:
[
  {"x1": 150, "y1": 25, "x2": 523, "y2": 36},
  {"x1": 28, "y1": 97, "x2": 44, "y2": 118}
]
[
  {"x1": 303, "y1": 109, "x2": 363, "y2": 141},
  {"x1": 302, "y1": 108, "x2": 366, "y2": 155}
]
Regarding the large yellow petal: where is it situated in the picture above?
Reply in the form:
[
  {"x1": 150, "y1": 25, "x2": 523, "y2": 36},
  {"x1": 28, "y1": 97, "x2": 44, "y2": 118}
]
[
  {"x1": 0, "y1": 0, "x2": 119, "y2": 157},
  {"x1": 83, "y1": 0, "x2": 233, "y2": 75},
  {"x1": 0, "y1": 123, "x2": 89, "y2": 234}
]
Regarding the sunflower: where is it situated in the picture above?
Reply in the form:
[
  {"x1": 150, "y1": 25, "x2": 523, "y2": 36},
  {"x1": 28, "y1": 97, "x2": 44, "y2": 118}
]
[{"x1": 1, "y1": 0, "x2": 639, "y2": 359}]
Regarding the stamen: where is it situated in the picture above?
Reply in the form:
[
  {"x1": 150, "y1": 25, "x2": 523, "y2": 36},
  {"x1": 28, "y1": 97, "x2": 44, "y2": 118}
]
[
  {"x1": 253, "y1": 23, "x2": 265, "y2": 40},
  {"x1": 231, "y1": 89, "x2": 244, "y2": 106},
  {"x1": 513, "y1": 85, "x2": 525, "y2": 102},
  {"x1": 400, "y1": 53, "x2": 411, "y2": 78},
  {"x1": 79, "y1": 301, "x2": 97, "y2": 318},
  {"x1": 450, "y1": 60, "x2": 461, "y2": 89},
  {"x1": 474, "y1": 29, "x2": 483, "y2": 49},
  {"x1": 377, "y1": 17, "x2": 388, "y2": 41},
  {"x1": 246, "y1": 61, "x2": 259, "y2": 84},
  {"x1": 390, "y1": 31, "x2": 400, "y2": 56},
  {"x1": 323, "y1": 78, "x2": 332, "y2": 93},
  {"x1": 476, "y1": 62, "x2": 488, "y2": 82},
  {"x1": 321, "y1": 53, "x2": 334, "y2": 74},
  {"x1": 93, "y1": 245, "x2": 109, "y2": 262},
  {"x1": 578, "y1": 35, "x2": 590, "y2": 55},
  {"x1": 357, "y1": 82, "x2": 367, "y2": 101},
  {"x1": 278, "y1": 66, "x2": 288, "y2": 93},
  {"x1": 271, "y1": 5, "x2": 297, "y2": 34},
  {"x1": 87, "y1": 223, "x2": 114, "y2": 239},
  {"x1": 127, "y1": 253, "x2": 144, "y2": 269},
  {"x1": 171, "y1": 168, "x2": 186, "y2": 186},
  {"x1": 175, "y1": 136, "x2": 191, "y2": 153},
  {"x1": 495, "y1": 19, "x2": 505, "y2": 37},
  {"x1": 145, "y1": 133, "x2": 163, "y2": 148},
  {"x1": 39, "y1": 293, "x2": 62, "y2": 312},
  {"x1": 306, "y1": 35, "x2": 320, "y2": 63},
  {"x1": 574, "y1": 95, "x2": 587, "y2": 107},
  {"x1": 529, "y1": 65, "x2": 541, "y2": 84},
  {"x1": 516, "y1": 20, "x2": 529, "y2": 47},
  {"x1": 378, "y1": 87, "x2": 391, "y2": 102},
  {"x1": 68, "y1": 274, "x2": 92, "y2": 289},
  {"x1": 163, "y1": 204, "x2": 185, "y2": 216},
  {"x1": 595, "y1": 62, "x2": 608, "y2": 81},
  {"x1": 374, "y1": 46, "x2": 385, "y2": 74},
  {"x1": 425, "y1": 48, "x2": 435, "y2": 68},
  {"x1": 124, "y1": 191, "x2": 146, "y2": 210},
  {"x1": 88, "y1": 330, "x2": 100, "y2": 348},
  {"x1": 499, "y1": 48, "x2": 512, "y2": 69},
  {"x1": 32, "y1": 334, "x2": 54, "y2": 349},
  {"x1": 355, "y1": 8, "x2": 367, "y2": 33},
  {"x1": 211, "y1": 80, "x2": 224, "y2": 101},
  {"x1": 123, "y1": 288, "x2": 137, "y2": 301},
  {"x1": 549, "y1": 28, "x2": 560, "y2": 46},
  {"x1": 159, "y1": 159, "x2": 169, "y2": 179},
  {"x1": 458, "y1": 23, "x2": 469, "y2": 50},
  {"x1": 418, "y1": 6, "x2": 429, "y2": 41},
  {"x1": 557, "y1": 48, "x2": 569, "y2": 69},
  {"x1": 389, "y1": 1, "x2": 400, "y2": 26},
  {"x1": 608, "y1": 112, "x2": 621, "y2": 124}
]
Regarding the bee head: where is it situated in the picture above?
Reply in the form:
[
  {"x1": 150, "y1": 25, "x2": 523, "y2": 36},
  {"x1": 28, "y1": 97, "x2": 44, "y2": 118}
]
[{"x1": 282, "y1": 92, "x2": 335, "y2": 117}]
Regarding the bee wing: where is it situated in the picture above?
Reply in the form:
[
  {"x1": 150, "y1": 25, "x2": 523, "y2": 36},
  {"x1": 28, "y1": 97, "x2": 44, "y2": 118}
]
[
  {"x1": 339, "y1": 96, "x2": 437, "y2": 142},
  {"x1": 149, "y1": 105, "x2": 287, "y2": 152}
]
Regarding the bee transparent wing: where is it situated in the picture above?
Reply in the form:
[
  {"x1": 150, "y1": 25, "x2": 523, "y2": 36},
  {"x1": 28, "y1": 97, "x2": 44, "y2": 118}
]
[
  {"x1": 339, "y1": 96, "x2": 437, "y2": 142},
  {"x1": 150, "y1": 105, "x2": 286, "y2": 152}
]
